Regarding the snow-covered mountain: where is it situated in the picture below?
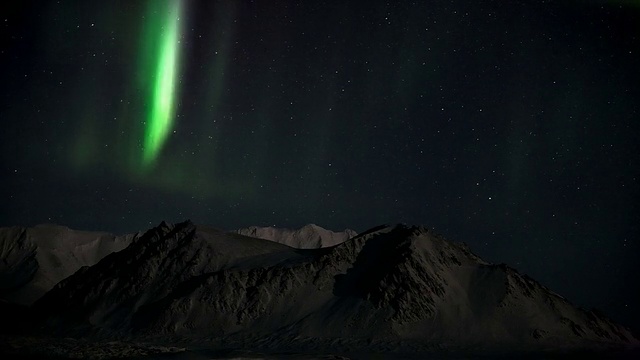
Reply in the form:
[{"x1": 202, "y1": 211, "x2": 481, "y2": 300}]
[
  {"x1": 234, "y1": 223, "x2": 357, "y2": 248},
  {"x1": 31, "y1": 221, "x2": 637, "y2": 354},
  {"x1": 0, "y1": 224, "x2": 137, "y2": 305}
]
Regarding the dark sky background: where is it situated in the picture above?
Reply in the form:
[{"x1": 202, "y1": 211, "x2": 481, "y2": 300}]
[{"x1": 1, "y1": 1, "x2": 639, "y2": 331}]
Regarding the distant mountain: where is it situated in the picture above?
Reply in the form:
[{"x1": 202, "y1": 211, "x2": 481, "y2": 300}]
[
  {"x1": 30, "y1": 221, "x2": 637, "y2": 354},
  {"x1": 234, "y1": 223, "x2": 357, "y2": 248},
  {"x1": 0, "y1": 224, "x2": 136, "y2": 305}
]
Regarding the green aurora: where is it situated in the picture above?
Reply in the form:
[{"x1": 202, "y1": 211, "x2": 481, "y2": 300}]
[{"x1": 141, "y1": 0, "x2": 184, "y2": 168}]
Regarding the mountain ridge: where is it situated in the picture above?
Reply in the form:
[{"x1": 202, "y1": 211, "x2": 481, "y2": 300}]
[
  {"x1": 28, "y1": 220, "x2": 638, "y2": 354},
  {"x1": 0, "y1": 220, "x2": 637, "y2": 358}
]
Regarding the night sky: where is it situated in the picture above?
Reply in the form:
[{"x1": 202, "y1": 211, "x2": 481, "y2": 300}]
[{"x1": 1, "y1": 1, "x2": 639, "y2": 331}]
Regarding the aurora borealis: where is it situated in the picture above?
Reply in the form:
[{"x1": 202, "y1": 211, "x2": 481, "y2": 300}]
[
  {"x1": 142, "y1": 0, "x2": 183, "y2": 168},
  {"x1": 1, "y1": 1, "x2": 639, "y2": 332}
]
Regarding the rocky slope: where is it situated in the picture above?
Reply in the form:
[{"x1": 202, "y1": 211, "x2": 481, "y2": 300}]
[
  {"x1": 234, "y1": 224, "x2": 357, "y2": 248},
  {"x1": 0, "y1": 224, "x2": 136, "y2": 305},
  {"x1": 32, "y1": 221, "x2": 637, "y2": 353}
]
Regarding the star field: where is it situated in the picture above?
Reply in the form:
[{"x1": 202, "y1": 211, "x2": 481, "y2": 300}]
[{"x1": 1, "y1": 1, "x2": 639, "y2": 331}]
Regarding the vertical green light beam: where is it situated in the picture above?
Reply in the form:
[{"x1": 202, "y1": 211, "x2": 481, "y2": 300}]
[{"x1": 142, "y1": 0, "x2": 183, "y2": 168}]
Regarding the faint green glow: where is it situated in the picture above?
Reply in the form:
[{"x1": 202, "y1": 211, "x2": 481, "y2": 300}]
[{"x1": 142, "y1": 0, "x2": 183, "y2": 168}]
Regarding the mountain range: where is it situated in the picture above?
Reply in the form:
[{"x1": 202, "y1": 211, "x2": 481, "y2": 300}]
[{"x1": 0, "y1": 220, "x2": 637, "y2": 359}]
